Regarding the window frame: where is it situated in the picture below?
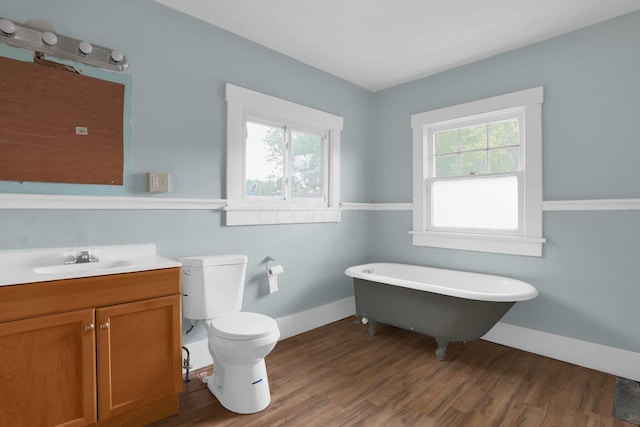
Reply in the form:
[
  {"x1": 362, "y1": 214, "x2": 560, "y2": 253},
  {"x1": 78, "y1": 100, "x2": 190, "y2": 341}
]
[
  {"x1": 410, "y1": 87, "x2": 545, "y2": 256},
  {"x1": 225, "y1": 83, "x2": 343, "y2": 226}
]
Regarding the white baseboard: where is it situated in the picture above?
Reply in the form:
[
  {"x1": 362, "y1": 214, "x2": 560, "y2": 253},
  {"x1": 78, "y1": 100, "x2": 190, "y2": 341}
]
[
  {"x1": 182, "y1": 296, "x2": 356, "y2": 372},
  {"x1": 482, "y1": 322, "x2": 640, "y2": 382},
  {"x1": 276, "y1": 296, "x2": 356, "y2": 340},
  {"x1": 182, "y1": 299, "x2": 640, "y2": 383}
]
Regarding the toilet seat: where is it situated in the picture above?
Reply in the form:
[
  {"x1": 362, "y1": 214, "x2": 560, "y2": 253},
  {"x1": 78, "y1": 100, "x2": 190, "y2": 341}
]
[{"x1": 210, "y1": 312, "x2": 278, "y2": 340}]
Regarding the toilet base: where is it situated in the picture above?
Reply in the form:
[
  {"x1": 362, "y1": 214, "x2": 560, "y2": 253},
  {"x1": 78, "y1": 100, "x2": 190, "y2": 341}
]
[{"x1": 207, "y1": 359, "x2": 272, "y2": 414}]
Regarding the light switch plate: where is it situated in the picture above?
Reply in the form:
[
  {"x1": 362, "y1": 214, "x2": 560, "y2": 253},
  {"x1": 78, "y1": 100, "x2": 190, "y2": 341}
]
[{"x1": 147, "y1": 172, "x2": 169, "y2": 193}]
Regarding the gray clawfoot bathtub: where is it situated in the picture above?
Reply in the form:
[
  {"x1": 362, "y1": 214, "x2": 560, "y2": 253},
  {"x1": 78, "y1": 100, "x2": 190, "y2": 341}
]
[{"x1": 345, "y1": 263, "x2": 538, "y2": 360}]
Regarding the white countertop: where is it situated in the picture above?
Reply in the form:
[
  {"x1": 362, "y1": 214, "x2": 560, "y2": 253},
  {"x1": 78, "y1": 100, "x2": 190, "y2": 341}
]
[{"x1": 0, "y1": 243, "x2": 181, "y2": 286}]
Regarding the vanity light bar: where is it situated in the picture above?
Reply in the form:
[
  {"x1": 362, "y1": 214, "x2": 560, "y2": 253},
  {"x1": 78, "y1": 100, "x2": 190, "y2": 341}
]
[{"x1": 0, "y1": 17, "x2": 128, "y2": 72}]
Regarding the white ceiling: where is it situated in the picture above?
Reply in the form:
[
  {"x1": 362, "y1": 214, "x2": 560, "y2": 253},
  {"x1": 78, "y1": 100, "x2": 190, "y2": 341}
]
[{"x1": 153, "y1": 0, "x2": 640, "y2": 92}]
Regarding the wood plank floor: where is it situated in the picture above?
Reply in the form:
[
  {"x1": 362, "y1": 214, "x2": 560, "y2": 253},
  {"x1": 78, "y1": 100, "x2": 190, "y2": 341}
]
[{"x1": 149, "y1": 318, "x2": 637, "y2": 427}]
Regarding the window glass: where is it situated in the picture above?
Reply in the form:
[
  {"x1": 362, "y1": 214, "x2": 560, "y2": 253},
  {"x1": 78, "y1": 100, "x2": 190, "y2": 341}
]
[
  {"x1": 460, "y1": 125, "x2": 487, "y2": 151},
  {"x1": 435, "y1": 154, "x2": 458, "y2": 177},
  {"x1": 460, "y1": 151, "x2": 487, "y2": 175},
  {"x1": 489, "y1": 119, "x2": 519, "y2": 148},
  {"x1": 431, "y1": 116, "x2": 520, "y2": 230},
  {"x1": 432, "y1": 176, "x2": 518, "y2": 230},
  {"x1": 434, "y1": 118, "x2": 520, "y2": 177},
  {"x1": 291, "y1": 130, "x2": 324, "y2": 199},
  {"x1": 245, "y1": 121, "x2": 285, "y2": 198},
  {"x1": 434, "y1": 129, "x2": 458, "y2": 154},
  {"x1": 489, "y1": 147, "x2": 519, "y2": 173}
]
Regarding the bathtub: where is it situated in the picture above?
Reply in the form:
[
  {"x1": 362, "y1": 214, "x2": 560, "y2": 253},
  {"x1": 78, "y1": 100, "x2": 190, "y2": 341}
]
[{"x1": 345, "y1": 263, "x2": 538, "y2": 360}]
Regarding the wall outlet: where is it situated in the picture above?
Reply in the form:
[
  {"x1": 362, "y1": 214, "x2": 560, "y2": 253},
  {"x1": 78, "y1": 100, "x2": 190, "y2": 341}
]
[{"x1": 147, "y1": 172, "x2": 169, "y2": 193}]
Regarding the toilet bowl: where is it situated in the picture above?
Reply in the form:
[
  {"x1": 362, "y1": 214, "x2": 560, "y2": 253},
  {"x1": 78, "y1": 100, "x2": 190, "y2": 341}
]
[
  {"x1": 179, "y1": 255, "x2": 281, "y2": 414},
  {"x1": 206, "y1": 312, "x2": 280, "y2": 413}
]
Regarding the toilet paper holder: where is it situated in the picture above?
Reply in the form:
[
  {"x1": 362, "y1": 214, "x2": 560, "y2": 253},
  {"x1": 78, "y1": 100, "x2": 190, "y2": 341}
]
[
  {"x1": 265, "y1": 256, "x2": 276, "y2": 272},
  {"x1": 264, "y1": 256, "x2": 284, "y2": 294},
  {"x1": 264, "y1": 256, "x2": 284, "y2": 277}
]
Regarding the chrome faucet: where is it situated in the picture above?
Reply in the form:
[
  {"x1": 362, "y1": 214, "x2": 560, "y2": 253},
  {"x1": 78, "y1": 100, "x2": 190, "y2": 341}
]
[{"x1": 65, "y1": 250, "x2": 99, "y2": 264}]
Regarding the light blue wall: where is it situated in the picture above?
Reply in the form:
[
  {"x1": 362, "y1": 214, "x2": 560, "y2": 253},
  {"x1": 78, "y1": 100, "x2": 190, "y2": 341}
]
[
  {"x1": 0, "y1": 0, "x2": 375, "y2": 335},
  {"x1": 369, "y1": 11, "x2": 640, "y2": 353},
  {"x1": 1, "y1": 1, "x2": 639, "y2": 355}
]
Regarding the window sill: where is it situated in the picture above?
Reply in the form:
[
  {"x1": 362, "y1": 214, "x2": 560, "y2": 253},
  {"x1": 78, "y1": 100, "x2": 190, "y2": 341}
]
[
  {"x1": 409, "y1": 230, "x2": 545, "y2": 257},
  {"x1": 225, "y1": 205, "x2": 341, "y2": 226}
]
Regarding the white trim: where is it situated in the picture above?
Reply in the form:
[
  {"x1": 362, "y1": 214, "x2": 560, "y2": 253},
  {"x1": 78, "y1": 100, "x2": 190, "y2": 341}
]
[
  {"x1": 543, "y1": 198, "x2": 640, "y2": 211},
  {"x1": 182, "y1": 296, "x2": 356, "y2": 372},
  {"x1": 342, "y1": 199, "x2": 640, "y2": 212},
  {"x1": 0, "y1": 193, "x2": 227, "y2": 210},
  {"x1": 483, "y1": 322, "x2": 640, "y2": 382},
  {"x1": 523, "y1": 103, "x2": 543, "y2": 237},
  {"x1": 226, "y1": 84, "x2": 344, "y2": 131},
  {"x1": 411, "y1": 87, "x2": 544, "y2": 128},
  {"x1": 224, "y1": 207, "x2": 342, "y2": 226},
  {"x1": 410, "y1": 231, "x2": 545, "y2": 257},
  {"x1": 276, "y1": 296, "x2": 356, "y2": 340},
  {"x1": 4, "y1": 194, "x2": 638, "y2": 212},
  {"x1": 340, "y1": 202, "x2": 413, "y2": 211}
]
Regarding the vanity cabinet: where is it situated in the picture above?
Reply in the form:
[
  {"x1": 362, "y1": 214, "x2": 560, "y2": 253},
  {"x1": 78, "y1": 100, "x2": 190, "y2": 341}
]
[
  {"x1": 0, "y1": 308, "x2": 96, "y2": 426},
  {"x1": 0, "y1": 268, "x2": 182, "y2": 427}
]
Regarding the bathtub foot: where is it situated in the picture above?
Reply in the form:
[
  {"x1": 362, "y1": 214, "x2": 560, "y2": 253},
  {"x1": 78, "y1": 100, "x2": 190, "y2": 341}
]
[
  {"x1": 368, "y1": 321, "x2": 378, "y2": 336},
  {"x1": 435, "y1": 338, "x2": 449, "y2": 361}
]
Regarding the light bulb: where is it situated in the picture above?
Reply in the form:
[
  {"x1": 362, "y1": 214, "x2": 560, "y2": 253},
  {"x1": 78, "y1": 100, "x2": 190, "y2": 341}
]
[
  {"x1": 42, "y1": 31, "x2": 58, "y2": 46},
  {"x1": 0, "y1": 19, "x2": 15, "y2": 35},
  {"x1": 78, "y1": 41, "x2": 93, "y2": 55},
  {"x1": 110, "y1": 50, "x2": 124, "y2": 62}
]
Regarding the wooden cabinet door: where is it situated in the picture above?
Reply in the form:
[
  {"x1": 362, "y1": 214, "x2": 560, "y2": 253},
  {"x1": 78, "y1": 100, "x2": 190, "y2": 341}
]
[
  {"x1": 96, "y1": 295, "x2": 182, "y2": 421},
  {"x1": 0, "y1": 309, "x2": 97, "y2": 427}
]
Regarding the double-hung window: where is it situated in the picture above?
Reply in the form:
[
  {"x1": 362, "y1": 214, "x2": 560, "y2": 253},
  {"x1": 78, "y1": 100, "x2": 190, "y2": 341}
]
[
  {"x1": 411, "y1": 87, "x2": 545, "y2": 256},
  {"x1": 226, "y1": 83, "x2": 343, "y2": 225}
]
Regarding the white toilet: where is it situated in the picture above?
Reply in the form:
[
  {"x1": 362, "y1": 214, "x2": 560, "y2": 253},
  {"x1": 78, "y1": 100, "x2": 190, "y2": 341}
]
[{"x1": 179, "y1": 254, "x2": 280, "y2": 414}]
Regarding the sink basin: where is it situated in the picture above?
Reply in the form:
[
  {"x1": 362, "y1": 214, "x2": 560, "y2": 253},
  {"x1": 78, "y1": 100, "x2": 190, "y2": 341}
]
[
  {"x1": 34, "y1": 260, "x2": 134, "y2": 275},
  {"x1": 0, "y1": 244, "x2": 182, "y2": 287}
]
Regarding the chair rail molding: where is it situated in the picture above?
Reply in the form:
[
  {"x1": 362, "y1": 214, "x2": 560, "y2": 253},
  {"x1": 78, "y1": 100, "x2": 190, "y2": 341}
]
[
  {"x1": 0, "y1": 193, "x2": 227, "y2": 210},
  {"x1": 340, "y1": 202, "x2": 413, "y2": 211},
  {"x1": 2, "y1": 195, "x2": 638, "y2": 212},
  {"x1": 542, "y1": 198, "x2": 640, "y2": 211},
  {"x1": 341, "y1": 199, "x2": 640, "y2": 212}
]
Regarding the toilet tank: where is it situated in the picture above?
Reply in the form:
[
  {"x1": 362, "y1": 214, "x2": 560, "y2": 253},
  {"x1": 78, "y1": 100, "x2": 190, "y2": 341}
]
[{"x1": 179, "y1": 254, "x2": 248, "y2": 320}]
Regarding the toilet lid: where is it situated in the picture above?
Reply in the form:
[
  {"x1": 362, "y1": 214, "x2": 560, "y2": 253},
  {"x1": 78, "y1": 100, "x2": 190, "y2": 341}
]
[{"x1": 210, "y1": 312, "x2": 279, "y2": 340}]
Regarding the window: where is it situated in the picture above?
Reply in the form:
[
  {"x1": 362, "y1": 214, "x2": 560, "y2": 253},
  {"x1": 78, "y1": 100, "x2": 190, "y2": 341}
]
[
  {"x1": 226, "y1": 83, "x2": 343, "y2": 225},
  {"x1": 410, "y1": 87, "x2": 545, "y2": 256},
  {"x1": 244, "y1": 119, "x2": 326, "y2": 202}
]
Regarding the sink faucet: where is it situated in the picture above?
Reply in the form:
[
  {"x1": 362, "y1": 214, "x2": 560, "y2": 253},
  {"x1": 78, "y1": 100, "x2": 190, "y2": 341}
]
[{"x1": 66, "y1": 250, "x2": 100, "y2": 264}]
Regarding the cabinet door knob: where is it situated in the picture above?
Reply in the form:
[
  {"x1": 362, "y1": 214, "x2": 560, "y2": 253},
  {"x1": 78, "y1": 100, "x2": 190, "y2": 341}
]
[
  {"x1": 100, "y1": 322, "x2": 110, "y2": 330},
  {"x1": 84, "y1": 323, "x2": 95, "y2": 331}
]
